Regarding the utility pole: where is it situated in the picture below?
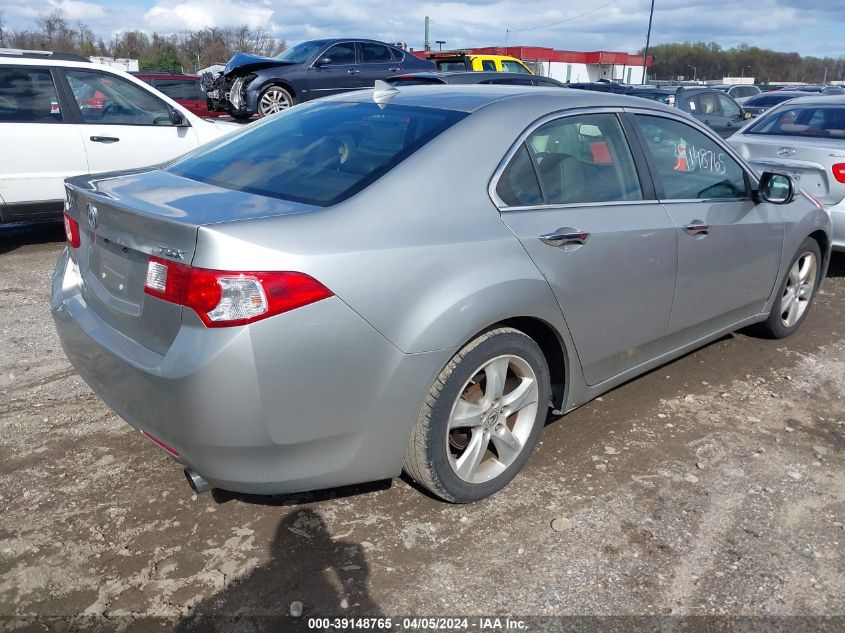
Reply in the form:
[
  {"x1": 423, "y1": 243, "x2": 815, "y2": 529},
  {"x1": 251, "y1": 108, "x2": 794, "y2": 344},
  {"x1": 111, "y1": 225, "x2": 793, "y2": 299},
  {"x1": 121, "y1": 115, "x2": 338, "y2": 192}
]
[
  {"x1": 688, "y1": 65, "x2": 697, "y2": 82},
  {"x1": 642, "y1": 0, "x2": 655, "y2": 84}
]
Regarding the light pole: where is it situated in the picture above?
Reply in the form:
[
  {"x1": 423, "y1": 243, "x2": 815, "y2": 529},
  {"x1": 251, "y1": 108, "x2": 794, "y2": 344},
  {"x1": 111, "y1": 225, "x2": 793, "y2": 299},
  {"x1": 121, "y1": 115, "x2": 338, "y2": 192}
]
[
  {"x1": 642, "y1": 0, "x2": 655, "y2": 84},
  {"x1": 436, "y1": 40, "x2": 446, "y2": 51},
  {"x1": 688, "y1": 65, "x2": 697, "y2": 82},
  {"x1": 741, "y1": 65, "x2": 750, "y2": 80}
]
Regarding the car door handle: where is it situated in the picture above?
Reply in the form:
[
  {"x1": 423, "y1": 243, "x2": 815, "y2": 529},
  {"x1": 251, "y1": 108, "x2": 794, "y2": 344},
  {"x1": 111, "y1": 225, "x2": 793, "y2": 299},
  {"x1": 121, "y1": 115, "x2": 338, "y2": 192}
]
[
  {"x1": 90, "y1": 136, "x2": 119, "y2": 143},
  {"x1": 539, "y1": 229, "x2": 591, "y2": 247},
  {"x1": 388, "y1": 67, "x2": 401, "y2": 72},
  {"x1": 683, "y1": 221, "x2": 711, "y2": 236},
  {"x1": 347, "y1": 69, "x2": 361, "y2": 74}
]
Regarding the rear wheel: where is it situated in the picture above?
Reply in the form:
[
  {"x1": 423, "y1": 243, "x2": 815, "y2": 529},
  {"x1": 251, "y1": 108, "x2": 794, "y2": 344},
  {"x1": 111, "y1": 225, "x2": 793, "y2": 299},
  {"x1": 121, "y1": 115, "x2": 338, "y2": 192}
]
[
  {"x1": 404, "y1": 327, "x2": 551, "y2": 503},
  {"x1": 257, "y1": 85, "x2": 294, "y2": 117},
  {"x1": 753, "y1": 237, "x2": 822, "y2": 338}
]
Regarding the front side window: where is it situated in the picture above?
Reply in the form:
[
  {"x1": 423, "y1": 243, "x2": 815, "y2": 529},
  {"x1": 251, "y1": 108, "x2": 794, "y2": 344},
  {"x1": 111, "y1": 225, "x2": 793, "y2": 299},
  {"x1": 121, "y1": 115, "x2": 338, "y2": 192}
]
[
  {"x1": 717, "y1": 94, "x2": 741, "y2": 117},
  {"x1": 635, "y1": 115, "x2": 748, "y2": 200},
  {"x1": 501, "y1": 61, "x2": 530, "y2": 74},
  {"x1": 322, "y1": 43, "x2": 355, "y2": 65},
  {"x1": 168, "y1": 102, "x2": 466, "y2": 207},
  {"x1": 745, "y1": 105, "x2": 845, "y2": 138},
  {"x1": 525, "y1": 113, "x2": 643, "y2": 204},
  {"x1": 360, "y1": 43, "x2": 392, "y2": 63},
  {"x1": 155, "y1": 79, "x2": 201, "y2": 101},
  {"x1": 66, "y1": 70, "x2": 174, "y2": 126},
  {"x1": 0, "y1": 67, "x2": 61, "y2": 123}
]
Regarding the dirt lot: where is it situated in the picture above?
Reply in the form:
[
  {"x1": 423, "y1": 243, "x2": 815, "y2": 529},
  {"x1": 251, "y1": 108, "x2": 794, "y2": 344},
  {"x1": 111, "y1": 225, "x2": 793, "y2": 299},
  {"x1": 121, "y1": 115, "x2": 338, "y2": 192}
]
[{"x1": 1, "y1": 222, "x2": 843, "y2": 631}]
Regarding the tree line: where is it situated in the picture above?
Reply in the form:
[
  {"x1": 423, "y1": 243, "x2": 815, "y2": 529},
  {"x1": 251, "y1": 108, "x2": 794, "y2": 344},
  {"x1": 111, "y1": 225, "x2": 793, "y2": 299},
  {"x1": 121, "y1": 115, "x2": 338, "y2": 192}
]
[
  {"x1": 0, "y1": 9, "x2": 286, "y2": 73},
  {"x1": 646, "y1": 41, "x2": 845, "y2": 84}
]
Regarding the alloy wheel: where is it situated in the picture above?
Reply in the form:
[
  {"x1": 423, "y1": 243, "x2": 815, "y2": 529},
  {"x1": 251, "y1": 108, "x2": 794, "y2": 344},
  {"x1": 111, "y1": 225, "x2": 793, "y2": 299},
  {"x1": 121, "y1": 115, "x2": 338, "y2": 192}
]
[
  {"x1": 259, "y1": 87, "x2": 291, "y2": 116},
  {"x1": 446, "y1": 354, "x2": 540, "y2": 484},
  {"x1": 780, "y1": 251, "x2": 817, "y2": 328}
]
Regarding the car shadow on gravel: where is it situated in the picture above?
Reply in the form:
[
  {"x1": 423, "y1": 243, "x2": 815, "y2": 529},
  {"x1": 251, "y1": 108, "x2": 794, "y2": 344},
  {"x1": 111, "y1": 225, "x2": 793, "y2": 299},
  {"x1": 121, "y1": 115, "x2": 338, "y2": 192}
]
[
  {"x1": 175, "y1": 508, "x2": 382, "y2": 631},
  {"x1": 826, "y1": 252, "x2": 845, "y2": 277},
  {"x1": 0, "y1": 220, "x2": 64, "y2": 255}
]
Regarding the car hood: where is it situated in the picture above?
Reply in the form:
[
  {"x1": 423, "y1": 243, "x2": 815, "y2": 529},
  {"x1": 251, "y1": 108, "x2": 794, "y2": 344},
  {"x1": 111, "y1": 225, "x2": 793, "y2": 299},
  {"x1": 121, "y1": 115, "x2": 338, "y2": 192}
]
[{"x1": 224, "y1": 52, "x2": 296, "y2": 75}]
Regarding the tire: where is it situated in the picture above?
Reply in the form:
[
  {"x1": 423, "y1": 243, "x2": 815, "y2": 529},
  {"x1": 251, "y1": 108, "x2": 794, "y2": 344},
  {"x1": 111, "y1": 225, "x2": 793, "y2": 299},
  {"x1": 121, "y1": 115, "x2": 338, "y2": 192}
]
[
  {"x1": 404, "y1": 327, "x2": 551, "y2": 503},
  {"x1": 752, "y1": 237, "x2": 822, "y2": 339},
  {"x1": 230, "y1": 111, "x2": 253, "y2": 121},
  {"x1": 257, "y1": 85, "x2": 294, "y2": 117}
]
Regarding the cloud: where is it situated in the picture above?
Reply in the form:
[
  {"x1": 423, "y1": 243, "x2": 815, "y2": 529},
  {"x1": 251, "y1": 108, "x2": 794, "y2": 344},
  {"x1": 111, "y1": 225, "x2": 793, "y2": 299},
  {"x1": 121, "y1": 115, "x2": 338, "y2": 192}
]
[
  {"x1": 144, "y1": 0, "x2": 274, "y2": 31},
  {"x1": 46, "y1": 0, "x2": 106, "y2": 21}
]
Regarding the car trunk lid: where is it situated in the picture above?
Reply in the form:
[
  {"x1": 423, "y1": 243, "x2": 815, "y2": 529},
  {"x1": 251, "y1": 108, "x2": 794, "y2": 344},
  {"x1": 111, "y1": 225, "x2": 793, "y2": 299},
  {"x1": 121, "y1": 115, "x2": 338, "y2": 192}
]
[{"x1": 734, "y1": 135, "x2": 845, "y2": 206}]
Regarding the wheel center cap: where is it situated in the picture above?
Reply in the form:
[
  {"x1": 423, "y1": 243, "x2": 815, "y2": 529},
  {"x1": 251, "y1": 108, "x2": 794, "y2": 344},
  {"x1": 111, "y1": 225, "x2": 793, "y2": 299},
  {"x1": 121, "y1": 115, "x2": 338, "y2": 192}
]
[{"x1": 485, "y1": 410, "x2": 499, "y2": 428}]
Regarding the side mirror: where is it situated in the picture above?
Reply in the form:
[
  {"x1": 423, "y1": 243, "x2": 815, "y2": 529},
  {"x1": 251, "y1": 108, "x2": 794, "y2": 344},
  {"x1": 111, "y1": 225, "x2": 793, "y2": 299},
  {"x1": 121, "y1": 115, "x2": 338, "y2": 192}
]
[
  {"x1": 314, "y1": 57, "x2": 332, "y2": 67},
  {"x1": 169, "y1": 108, "x2": 188, "y2": 127},
  {"x1": 743, "y1": 110, "x2": 752, "y2": 120},
  {"x1": 756, "y1": 172, "x2": 795, "y2": 204}
]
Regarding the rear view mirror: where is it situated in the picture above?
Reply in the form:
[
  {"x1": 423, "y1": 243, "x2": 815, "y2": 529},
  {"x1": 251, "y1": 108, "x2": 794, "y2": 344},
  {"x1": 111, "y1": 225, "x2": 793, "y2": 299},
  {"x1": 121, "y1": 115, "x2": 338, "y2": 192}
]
[{"x1": 757, "y1": 172, "x2": 795, "y2": 204}]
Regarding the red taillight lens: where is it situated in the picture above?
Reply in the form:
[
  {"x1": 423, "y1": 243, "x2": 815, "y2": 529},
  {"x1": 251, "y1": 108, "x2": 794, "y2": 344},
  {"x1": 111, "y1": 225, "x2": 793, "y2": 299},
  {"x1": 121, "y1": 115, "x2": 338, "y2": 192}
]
[
  {"x1": 144, "y1": 257, "x2": 333, "y2": 327},
  {"x1": 63, "y1": 212, "x2": 80, "y2": 248},
  {"x1": 833, "y1": 163, "x2": 845, "y2": 184},
  {"x1": 141, "y1": 430, "x2": 180, "y2": 457}
]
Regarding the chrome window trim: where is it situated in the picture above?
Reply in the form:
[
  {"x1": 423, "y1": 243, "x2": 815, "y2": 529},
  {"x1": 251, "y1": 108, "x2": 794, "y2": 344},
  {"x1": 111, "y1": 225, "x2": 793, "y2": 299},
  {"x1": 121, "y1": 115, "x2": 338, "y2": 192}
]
[{"x1": 488, "y1": 106, "x2": 643, "y2": 210}]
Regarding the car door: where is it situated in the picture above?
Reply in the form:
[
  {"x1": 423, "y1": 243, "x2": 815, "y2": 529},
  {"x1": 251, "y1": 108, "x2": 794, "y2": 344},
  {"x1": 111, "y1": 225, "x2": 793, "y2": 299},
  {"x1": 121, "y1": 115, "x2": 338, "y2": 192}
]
[
  {"x1": 0, "y1": 65, "x2": 88, "y2": 219},
  {"x1": 307, "y1": 42, "x2": 363, "y2": 97},
  {"x1": 630, "y1": 112, "x2": 783, "y2": 346},
  {"x1": 357, "y1": 42, "x2": 402, "y2": 84},
  {"x1": 688, "y1": 92, "x2": 731, "y2": 136},
  {"x1": 495, "y1": 111, "x2": 677, "y2": 385},
  {"x1": 61, "y1": 69, "x2": 201, "y2": 173},
  {"x1": 715, "y1": 93, "x2": 747, "y2": 137}
]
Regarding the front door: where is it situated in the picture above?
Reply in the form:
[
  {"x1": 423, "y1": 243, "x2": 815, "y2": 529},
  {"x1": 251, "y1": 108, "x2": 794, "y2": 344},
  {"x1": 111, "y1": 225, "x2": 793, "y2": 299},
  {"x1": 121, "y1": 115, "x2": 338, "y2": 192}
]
[
  {"x1": 632, "y1": 113, "x2": 784, "y2": 346},
  {"x1": 62, "y1": 69, "x2": 200, "y2": 173},
  {"x1": 495, "y1": 112, "x2": 677, "y2": 385},
  {"x1": 306, "y1": 42, "x2": 364, "y2": 99}
]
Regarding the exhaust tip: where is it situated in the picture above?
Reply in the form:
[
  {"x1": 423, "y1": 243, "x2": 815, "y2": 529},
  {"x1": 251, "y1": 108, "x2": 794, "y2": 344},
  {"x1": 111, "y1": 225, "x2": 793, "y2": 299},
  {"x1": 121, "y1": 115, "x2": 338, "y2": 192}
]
[{"x1": 184, "y1": 468, "x2": 212, "y2": 494}]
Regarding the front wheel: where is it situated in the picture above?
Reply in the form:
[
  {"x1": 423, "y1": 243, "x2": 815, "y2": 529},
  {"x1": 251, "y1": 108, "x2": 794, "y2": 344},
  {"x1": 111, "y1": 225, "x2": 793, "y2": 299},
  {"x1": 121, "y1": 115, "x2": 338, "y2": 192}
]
[
  {"x1": 257, "y1": 85, "x2": 294, "y2": 117},
  {"x1": 753, "y1": 237, "x2": 822, "y2": 339},
  {"x1": 404, "y1": 327, "x2": 551, "y2": 503}
]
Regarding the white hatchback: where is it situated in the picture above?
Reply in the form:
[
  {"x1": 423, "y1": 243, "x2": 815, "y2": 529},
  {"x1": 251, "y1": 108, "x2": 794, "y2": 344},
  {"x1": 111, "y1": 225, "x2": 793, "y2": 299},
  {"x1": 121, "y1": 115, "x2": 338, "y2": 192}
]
[{"x1": 0, "y1": 49, "x2": 239, "y2": 223}]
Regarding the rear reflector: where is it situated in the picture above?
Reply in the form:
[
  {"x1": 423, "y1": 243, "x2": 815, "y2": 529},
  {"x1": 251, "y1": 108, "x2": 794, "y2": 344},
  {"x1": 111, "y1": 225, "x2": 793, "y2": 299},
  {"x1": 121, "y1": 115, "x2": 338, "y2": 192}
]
[
  {"x1": 833, "y1": 163, "x2": 845, "y2": 184},
  {"x1": 144, "y1": 257, "x2": 333, "y2": 327},
  {"x1": 63, "y1": 211, "x2": 80, "y2": 248},
  {"x1": 141, "y1": 430, "x2": 180, "y2": 457}
]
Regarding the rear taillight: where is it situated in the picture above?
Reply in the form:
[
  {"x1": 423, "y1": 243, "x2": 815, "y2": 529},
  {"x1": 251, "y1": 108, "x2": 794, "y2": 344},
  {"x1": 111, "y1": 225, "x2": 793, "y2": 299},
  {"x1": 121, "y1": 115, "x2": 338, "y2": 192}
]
[
  {"x1": 143, "y1": 256, "x2": 333, "y2": 327},
  {"x1": 833, "y1": 163, "x2": 845, "y2": 184},
  {"x1": 63, "y1": 210, "x2": 80, "y2": 248}
]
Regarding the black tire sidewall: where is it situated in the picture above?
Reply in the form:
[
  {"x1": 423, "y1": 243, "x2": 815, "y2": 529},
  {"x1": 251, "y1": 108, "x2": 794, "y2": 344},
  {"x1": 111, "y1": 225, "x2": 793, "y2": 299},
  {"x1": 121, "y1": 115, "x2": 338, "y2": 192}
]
[
  {"x1": 427, "y1": 332, "x2": 550, "y2": 502},
  {"x1": 764, "y1": 237, "x2": 822, "y2": 338}
]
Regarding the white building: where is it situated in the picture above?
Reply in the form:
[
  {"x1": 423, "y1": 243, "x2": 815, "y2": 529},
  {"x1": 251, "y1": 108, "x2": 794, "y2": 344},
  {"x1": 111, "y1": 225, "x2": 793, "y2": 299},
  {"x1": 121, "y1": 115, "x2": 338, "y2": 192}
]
[{"x1": 89, "y1": 56, "x2": 139, "y2": 72}]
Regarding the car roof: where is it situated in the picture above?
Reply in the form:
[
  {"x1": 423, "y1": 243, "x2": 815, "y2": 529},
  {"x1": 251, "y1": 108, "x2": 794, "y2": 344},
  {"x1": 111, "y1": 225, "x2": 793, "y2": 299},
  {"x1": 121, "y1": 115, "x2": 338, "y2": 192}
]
[{"x1": 324, "y1": 84, "x2": 677, "y2": 114}]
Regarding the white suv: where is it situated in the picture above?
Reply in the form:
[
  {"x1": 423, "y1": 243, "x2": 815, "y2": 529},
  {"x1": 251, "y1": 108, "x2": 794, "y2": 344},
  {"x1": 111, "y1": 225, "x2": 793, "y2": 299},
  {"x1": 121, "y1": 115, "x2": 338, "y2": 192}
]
[{"x1": 0, "y1": 49, "x2": 239, "y2": 223}]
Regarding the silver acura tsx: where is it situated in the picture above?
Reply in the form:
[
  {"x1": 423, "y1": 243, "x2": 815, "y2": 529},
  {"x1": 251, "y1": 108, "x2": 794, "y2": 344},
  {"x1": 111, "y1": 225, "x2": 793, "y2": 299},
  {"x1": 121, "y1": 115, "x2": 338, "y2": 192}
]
[{"x1": 52, "y1": 84, "x2": 832, "y2": 503}]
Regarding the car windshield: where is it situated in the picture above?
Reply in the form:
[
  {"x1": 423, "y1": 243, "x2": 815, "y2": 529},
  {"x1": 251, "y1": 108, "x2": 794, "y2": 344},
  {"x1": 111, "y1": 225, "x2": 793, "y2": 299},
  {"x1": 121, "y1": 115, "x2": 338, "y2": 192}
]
[
  {"x1": 745, "y1": 105, "x2": 845, "y2": 138},
  {"x1": 168, "y1": 102, "x2": 467, "y2": 206},
  {"x1": 275, "y1": 41, "x2": 324, "y2": 63}
]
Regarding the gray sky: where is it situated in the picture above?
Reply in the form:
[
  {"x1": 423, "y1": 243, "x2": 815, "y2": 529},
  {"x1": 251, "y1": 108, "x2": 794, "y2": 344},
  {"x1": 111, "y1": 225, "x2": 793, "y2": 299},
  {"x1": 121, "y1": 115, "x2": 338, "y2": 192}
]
[{"x1": 2, "y1": 0, "x2": 842, "y2": 58}]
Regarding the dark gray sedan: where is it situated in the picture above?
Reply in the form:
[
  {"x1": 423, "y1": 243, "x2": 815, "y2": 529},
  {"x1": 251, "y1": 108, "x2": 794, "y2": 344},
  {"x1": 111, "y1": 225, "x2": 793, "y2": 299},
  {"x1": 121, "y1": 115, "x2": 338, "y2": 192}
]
[{"x1": 52, "y1": 86, "x2": 832, "y2": 503}]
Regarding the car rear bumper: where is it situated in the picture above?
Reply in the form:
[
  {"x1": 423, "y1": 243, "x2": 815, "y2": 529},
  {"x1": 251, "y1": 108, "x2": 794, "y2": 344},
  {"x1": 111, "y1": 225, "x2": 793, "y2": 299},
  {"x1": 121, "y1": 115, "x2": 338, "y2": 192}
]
[{"x1": 51, "y1": 248, "x2": 451, "y2": 494}]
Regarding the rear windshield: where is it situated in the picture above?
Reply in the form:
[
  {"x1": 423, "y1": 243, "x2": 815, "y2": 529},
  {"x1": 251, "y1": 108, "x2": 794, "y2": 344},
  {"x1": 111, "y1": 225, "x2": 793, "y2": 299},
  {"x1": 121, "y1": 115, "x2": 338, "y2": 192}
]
[
  {"x1": 168, "y1": 102, "x2": 466, "y2": 206},
  {"x1": 746, "y1": 105, "x2": 845, "y2": 138},
  {"x1": 746, "y1": 94, "x2": 794, "y2": 107}
]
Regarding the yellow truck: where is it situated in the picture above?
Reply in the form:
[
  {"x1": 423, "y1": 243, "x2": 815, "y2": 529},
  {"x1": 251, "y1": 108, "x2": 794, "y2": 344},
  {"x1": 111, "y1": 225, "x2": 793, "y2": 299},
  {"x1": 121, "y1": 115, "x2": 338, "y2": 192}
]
[{"x1": 423, "y1": 51, "x2": 534, "y2": 75}]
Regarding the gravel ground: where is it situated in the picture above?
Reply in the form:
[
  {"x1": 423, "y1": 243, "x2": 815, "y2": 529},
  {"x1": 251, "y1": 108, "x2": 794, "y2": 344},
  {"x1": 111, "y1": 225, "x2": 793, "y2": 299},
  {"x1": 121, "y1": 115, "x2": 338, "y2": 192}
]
[{"x1": 1, "y1": 222, "x2": 843, "y2": 632}]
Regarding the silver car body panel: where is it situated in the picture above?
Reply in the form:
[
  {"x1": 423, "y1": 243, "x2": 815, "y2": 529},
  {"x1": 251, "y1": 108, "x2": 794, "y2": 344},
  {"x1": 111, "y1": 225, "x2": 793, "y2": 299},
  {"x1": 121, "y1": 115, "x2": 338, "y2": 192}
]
[{"x1": 52, "y1": 86, "x2": 833, "y2": 494}]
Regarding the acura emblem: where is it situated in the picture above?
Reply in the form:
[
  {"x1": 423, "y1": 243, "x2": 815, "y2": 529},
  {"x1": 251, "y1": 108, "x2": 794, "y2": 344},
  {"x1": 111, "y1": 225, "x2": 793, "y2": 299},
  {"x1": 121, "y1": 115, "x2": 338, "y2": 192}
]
[
  {"x1": 777, "y1": 147, "x2": 795, "y2": 157},
  {"x1": 86, "y1": 203, "x2": 98, "y2": 229}
]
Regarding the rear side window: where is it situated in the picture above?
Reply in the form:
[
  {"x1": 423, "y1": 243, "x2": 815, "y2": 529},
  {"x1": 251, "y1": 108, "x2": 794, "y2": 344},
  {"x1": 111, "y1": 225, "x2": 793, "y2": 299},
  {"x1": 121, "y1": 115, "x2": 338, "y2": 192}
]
[
  {"x1": 155, "y1": 79, "x2": 201, "y2": 101},
  {"x1": 360, "y1": 43, "x2": 392, "y2": 63},
  {"x1": 690, "y1": 92, "x2": 719, "y2": 114},
  {"x1": 0, "y1": 67, "x2": 61, "y2": 123},
  {"x1": 481, "y1": 60, "x2": 496, "y2": 72},
  {"x1": 168, "y1": 102, "x2": 466, "y2": 206},
  {"x1": 745, "y1": 106, "x2": 845, "y2": 138},
  {"x1": 525, "y1": 113, "x2": 643, "y2": 204},
  {"x1": 635, "y1": 115, "x2": 748, "y2": 200},
  {"x1": 495, "y1": 145, "x2": 543, "y2": 207}
]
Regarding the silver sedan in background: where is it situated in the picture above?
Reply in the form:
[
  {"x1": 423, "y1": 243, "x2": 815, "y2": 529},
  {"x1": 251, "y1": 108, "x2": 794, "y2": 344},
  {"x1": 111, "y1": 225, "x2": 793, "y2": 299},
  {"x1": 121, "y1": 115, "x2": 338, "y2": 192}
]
[
  {"x1": 729, "y1": 95, "x2": 845, "y2": 250},
  {"x1": 52, "y1": 86, "x2": 832, "y2": 503}
]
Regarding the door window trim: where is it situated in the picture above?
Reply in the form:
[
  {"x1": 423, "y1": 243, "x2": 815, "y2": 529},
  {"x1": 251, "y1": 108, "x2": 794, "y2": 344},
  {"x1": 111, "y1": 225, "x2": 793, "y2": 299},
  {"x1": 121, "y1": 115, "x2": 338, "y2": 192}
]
[
  {"x1": 622, "y1": 107, "x2": 758, "y2": 203},
  {"x1": 488, "y1": 107, "x2": 656, "y2": 211}
]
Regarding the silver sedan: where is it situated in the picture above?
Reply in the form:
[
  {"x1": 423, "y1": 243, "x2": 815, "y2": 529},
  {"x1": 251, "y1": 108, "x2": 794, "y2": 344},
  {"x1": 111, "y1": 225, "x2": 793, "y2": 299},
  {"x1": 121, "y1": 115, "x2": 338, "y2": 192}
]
[
  {"x1": 729, "y1": 95, "x2": 845, "y2": 251},
  {"x1": 52, "y1": 85, "x2": 832, "y2": 503}
]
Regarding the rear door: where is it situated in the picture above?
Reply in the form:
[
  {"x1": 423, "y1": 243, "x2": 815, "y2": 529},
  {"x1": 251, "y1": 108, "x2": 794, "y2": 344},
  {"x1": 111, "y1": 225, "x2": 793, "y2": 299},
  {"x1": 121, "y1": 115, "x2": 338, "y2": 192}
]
[
  {"x1": 0, "y1": 65, "x2": 88, "y2": 217},
  {"x1": 60, "y1": 68, "x2": 201, "y2": 173},
  {"x1": 357, "y1": 42, "x2": 402, "y2": 84},
  {"x1": 715, "y1": 93, "x2": 747, "y2": 137},
  {"x1": 687, "y1": 92, "x2": 731, "y2": 136},
  {"x1": 496, "y1": 111, "x2": 677, "y2": 385},
  {"x1": 631, "y1": 112, "x2": 783, "y2": 344}
]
